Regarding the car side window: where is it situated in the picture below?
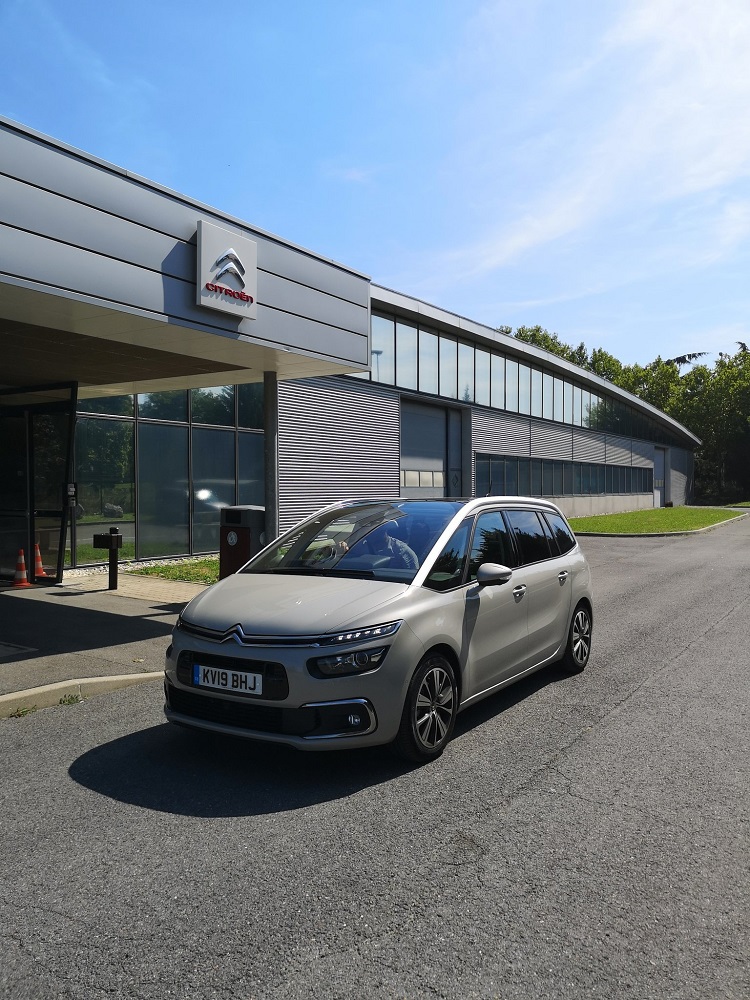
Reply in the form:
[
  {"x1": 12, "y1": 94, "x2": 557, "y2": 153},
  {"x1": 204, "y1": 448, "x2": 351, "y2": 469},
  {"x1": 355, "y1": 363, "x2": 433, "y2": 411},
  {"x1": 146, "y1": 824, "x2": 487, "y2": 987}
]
[
  {"x1": 468, "y1": 511, "x2": 516, "y2": 581},
  {"x1": 504, "y1": 509, "x2": 552, "y2": 565},
  {"x1": 423, "y1": 518, "x2": 472, "y2": 591},
  {"x1": 544, "y1": 512, "x2": 577, "y2": 554}
]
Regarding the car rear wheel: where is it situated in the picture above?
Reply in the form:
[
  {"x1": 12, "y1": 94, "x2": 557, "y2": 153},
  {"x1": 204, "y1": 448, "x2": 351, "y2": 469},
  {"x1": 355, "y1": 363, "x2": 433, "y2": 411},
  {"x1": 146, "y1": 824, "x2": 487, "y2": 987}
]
[
  {"x1": 393, "y1": 653, "x2": 457, "y2": 763},
  {"x1": 561, "y1": 603, "x2": 592, "y2": 673}
]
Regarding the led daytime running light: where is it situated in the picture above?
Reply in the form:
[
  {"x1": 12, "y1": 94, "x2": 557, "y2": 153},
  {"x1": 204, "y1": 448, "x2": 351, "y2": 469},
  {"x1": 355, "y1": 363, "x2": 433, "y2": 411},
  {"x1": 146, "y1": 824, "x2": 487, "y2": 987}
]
[{"x1": 324, "y1": 621, "x2": 402, "y2": 645}]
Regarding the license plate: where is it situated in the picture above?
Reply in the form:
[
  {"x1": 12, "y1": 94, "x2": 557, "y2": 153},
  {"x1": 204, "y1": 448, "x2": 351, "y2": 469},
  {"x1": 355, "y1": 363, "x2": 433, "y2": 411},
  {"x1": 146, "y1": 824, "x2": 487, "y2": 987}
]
[{"x1": 193, "y1": 664, "x2": 263, "y2": 696}]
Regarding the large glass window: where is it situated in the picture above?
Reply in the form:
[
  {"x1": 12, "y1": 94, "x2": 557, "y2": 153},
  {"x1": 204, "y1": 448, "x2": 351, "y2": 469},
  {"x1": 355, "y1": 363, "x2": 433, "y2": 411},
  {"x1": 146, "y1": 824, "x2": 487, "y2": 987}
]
[
  {"x1": 505, "y1": 359, "x2": 518, "y2": 412},
  {"x1": 74, "y1": 418, "x2": 135, "y2": 562},
  {"x1": 554, "y1": 378, "x2": 564, "y2": 423},
  {"x1": 518, "y1": 457, "x2": 530, "y2": 495},
  {"x1": 518, "y1": 364, "x2": 531, "y2": 415},
  {"x1": 192, "y1": 386, "x2": 234, "y2": 426},
  {"x1": 239, "y1": 432, "x2": 264, "y2": 507},
  {"x1": 573, "y1": 386, "x2": 582, "y2": 426},
  {"x1": 564, "y1": 382, "x2": 573, "y2": 424},
  {"x1": 458, "y1": 343, "x2": 474, "y2": 403},
  {"x1": 475, "y1": 349, "x2": 491, "y2": 407},
  {"x1": 531, "y1": 369, "x2": 543, "y2": 418},
  {"x1": 439, "y1": 337, "x2": 458, "y2": 398},
  {"x1": 542, "y1": 373, "x2": 554, "y2": 420},
  {"x1": 192, "y1": 428, "x2": 235, "y2": 553},
  {"x1": 490, "y1": 354, "x2": 504, "y2": 410},
  {"x1": 138, "y1": 391, "x2": 186, "y2": 422},
  {"x1": 238, "y1": 383, "x2": 264, "y2": 429},
  {"x1": 78, "y1": 395, "x2": 135, "y2": 417},
  {"x1": 371, "y1": 314, "x2": 395, "y2": 383},
  {"x1": 418, "y1": 329, "x2": 439, "y2": 395},
  {"x1": 138, "y1": 423, "x2": 189, "y2": 557},
  {"x1": 396, "y1": 320, "x2": 418, "y2": 390}
]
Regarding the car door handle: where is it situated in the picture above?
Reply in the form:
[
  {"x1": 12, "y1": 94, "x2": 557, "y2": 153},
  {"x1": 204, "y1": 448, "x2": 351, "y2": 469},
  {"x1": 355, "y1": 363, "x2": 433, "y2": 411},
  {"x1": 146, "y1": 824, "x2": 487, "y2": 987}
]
[
  {"x1": 512, "y1": 585, "x2": 527, "y2": 600},
  {"x1": 558, "y1": 571, "x2": 569, "y2": 584}
]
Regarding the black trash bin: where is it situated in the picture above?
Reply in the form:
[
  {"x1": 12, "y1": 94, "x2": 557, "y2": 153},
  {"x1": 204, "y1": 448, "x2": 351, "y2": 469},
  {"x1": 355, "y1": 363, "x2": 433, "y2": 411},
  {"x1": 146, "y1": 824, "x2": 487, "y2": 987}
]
[{"x1": 219, "y1": 506, "x2": 266, "y2": 579}]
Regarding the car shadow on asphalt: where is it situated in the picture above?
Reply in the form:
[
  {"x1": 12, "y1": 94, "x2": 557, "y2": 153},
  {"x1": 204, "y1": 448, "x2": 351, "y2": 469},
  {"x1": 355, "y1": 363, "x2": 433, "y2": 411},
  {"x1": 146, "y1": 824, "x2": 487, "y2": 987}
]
[{"x1": 68, "y1": 664, "x2": 572, "y2": 818}]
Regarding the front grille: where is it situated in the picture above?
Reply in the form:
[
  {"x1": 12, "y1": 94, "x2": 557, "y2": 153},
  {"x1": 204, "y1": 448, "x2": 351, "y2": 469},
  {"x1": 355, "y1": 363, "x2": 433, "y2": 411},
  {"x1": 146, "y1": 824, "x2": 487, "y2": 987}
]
[
  {"x1": 166, "y1": 684, "x2": 315, "y2": 735},
  {"x1": 176, "y1": 651, "x2": 288, "y2": 700}
]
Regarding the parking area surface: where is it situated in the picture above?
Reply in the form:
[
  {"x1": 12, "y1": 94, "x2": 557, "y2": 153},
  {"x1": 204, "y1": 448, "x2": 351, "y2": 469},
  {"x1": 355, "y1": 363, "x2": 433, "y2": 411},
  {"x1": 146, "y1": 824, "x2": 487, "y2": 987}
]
[{"x1": 0, "y1": 518, "x2": 748, "y2": 999}]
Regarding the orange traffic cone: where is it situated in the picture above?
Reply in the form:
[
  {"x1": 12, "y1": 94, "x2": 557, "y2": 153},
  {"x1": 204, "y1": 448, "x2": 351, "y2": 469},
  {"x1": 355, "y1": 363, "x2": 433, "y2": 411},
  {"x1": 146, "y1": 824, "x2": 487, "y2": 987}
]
[
  {"x1": 33, "y1": 543, "x2": 49, "y2": 579},
  {"x1": 12, "y1": 549, "x2": 32, "y2": 588}
]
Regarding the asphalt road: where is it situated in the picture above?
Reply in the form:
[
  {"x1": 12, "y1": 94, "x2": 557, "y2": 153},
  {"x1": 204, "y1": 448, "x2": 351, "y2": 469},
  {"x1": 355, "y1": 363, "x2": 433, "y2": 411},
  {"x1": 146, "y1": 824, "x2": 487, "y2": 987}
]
[{"x1": 1, "y1": 520, "x2": 748, "y2": 1000}]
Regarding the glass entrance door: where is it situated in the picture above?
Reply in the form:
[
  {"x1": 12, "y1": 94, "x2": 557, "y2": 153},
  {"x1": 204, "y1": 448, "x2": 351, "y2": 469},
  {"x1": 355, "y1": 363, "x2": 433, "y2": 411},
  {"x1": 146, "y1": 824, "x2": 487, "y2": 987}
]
[{"x1": 0, "y1": 384, "x2": 76, "y2": 583}]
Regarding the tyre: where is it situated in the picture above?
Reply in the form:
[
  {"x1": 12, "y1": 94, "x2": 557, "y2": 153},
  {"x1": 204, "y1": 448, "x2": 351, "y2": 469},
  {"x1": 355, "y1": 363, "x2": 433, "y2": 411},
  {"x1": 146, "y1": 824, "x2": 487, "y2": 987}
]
[
  {"x1": 560, "y1": 603, "x2": 592, "y2": 673},
  {"x1": 393, "y1": 653, "x2": 458, "y2": 763}
]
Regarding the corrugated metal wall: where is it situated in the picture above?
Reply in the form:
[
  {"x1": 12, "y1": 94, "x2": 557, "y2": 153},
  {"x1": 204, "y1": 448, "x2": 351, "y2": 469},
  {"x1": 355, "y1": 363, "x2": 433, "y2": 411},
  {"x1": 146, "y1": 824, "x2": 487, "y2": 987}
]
[
  {"x1": 605, "y1": 434, "x2": 632, "y2": 465},
  {"x1": 531, "y1": 423, "x2": 573, "y2": 459},
  {"x1": 277, "y1": 377, "x2": 401, "y2": 531},
  {"x1": 632, "y1": 439, "x2": 656, "y2": 468},
  {"x1": 670, "y1": 447, "x2": 693, "y2": 506},
  {"x1": 572, "y1": 429, "x2": 606, "y2": 463},
  {"x1": 472, "y1": 411, "x2": 531, "y2": 456}
]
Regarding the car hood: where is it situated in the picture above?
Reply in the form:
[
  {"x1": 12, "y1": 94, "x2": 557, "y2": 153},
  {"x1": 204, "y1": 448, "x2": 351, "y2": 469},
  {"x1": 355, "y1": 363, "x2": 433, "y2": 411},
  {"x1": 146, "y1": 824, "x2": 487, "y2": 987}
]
[{"x1": 180, "y1": 572, "x2": 409, "y2": 637}]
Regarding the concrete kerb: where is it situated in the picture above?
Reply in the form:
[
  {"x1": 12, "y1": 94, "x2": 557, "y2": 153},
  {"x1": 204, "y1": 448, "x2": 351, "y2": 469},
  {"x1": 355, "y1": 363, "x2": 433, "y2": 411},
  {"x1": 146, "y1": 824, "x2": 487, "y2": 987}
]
[{"x1": 0, "y1": 672, "x2": 163, "y2": 720}]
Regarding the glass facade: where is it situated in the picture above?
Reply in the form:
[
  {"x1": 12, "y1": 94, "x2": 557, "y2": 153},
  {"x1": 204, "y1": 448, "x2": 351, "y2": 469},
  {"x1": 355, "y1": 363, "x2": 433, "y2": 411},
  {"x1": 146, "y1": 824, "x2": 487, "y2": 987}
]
[
  {"x1": 475, "y1": 454, "x2": 653, "y2": 498},
  {"x1": 72, "y1": 384, "x2": 264, "y2": 566},
  {"x1": 364, "y1": 310, "x2": 685, "y2": 447}
]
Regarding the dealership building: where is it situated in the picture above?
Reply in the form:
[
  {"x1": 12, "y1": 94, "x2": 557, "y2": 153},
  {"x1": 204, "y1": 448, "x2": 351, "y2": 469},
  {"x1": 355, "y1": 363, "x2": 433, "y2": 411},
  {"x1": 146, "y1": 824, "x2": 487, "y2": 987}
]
[{"x1": 0, "y1": 117, "x2": 699, "y2": 582}]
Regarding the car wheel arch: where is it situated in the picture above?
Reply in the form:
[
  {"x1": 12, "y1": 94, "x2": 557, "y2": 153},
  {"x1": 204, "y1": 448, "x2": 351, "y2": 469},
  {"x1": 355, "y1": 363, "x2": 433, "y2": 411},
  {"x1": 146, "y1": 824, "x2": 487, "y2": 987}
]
[{"x1": 420, "y1": 643, "x2": 463, "y2": 707}]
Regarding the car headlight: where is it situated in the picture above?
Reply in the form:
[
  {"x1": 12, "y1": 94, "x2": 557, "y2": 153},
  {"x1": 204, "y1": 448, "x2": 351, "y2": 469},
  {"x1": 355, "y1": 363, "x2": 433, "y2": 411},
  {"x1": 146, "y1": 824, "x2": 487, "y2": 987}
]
[
  {"x1": 308, "y1": 646, "x2": 390, "y2": 677},
  {"x1": 309, "y1": 621, "x2": 402, "y2": 678}
]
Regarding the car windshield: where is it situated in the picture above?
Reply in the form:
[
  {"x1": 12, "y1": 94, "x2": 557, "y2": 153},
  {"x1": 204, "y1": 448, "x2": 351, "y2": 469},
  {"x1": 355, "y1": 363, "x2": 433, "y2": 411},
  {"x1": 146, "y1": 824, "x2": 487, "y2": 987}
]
[{"x1": 242, "y1": 501, "x2": 466, "y2": 584}]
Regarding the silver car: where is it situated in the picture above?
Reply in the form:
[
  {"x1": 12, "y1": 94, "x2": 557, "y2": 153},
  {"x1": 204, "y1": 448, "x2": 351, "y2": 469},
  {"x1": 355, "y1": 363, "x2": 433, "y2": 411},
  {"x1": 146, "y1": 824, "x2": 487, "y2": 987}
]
[{"x1": 164, "y1": 497, "x2": 593, "y2": 763}]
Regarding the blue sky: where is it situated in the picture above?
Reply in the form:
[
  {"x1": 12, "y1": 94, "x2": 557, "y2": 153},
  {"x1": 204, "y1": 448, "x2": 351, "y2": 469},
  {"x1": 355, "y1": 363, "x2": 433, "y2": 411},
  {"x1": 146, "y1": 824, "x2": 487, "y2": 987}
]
[{"x1": 2, "y1": 0, "x2": 750, "y2": 366}]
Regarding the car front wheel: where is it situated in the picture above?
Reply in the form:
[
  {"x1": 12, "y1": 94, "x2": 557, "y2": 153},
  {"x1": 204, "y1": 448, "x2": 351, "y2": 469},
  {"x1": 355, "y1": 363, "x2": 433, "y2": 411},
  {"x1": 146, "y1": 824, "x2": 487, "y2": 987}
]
[
  {"x1": 561, "y1": 603, "x2": 592, "y2": 673},
  {"x1": 394, "y1": 653, "x2": 458, "y2": 764}
]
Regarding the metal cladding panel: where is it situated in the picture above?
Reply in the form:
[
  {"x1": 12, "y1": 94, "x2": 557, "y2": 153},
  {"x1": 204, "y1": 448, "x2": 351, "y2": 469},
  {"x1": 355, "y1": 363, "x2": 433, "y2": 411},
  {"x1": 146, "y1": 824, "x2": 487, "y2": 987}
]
[
  {"x1": 530, "y1": 421, "x2": 573, "y2": 459},
  {"x1": 670, "y1": 447, "x2": 692, "y2": 505},
  {"x1": 472, "y1": 411, "x2": 531, "y2": 457},
  {"x1": 606, "y1": 434, "x2": 633, "y2": 466},
  {"x1": 632, "y1": 439, "x2": 656, "y2": 468},
  {"x1": 572, "y1": 429, "x2": 606, "y2": 463},
  {"x1": 277, "y1": 377, "x2": 401, "y2": 532},
  {"x1": 0, "y1": 123, "x2": 369, "y2": 364}
]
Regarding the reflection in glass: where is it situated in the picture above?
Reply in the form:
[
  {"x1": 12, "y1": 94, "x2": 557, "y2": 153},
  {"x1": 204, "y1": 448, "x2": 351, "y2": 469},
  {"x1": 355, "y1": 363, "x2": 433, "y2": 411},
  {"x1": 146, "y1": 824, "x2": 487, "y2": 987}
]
[
  {"x1": 239, "y1": 433, "x2": 264, "y2": 506},
  {"x1": 458, "y1": 343, "x2": 474, "y2": 403},
  {"x1": 542, "y1": 373, "x2": 554, "y2": 419},
  {"x1": 75, "y1": 418, "x2": 135, "y2": 563},
  {"x1": 564, "y1": 381, "x2": 573, "y2": 424},
  {"x1": 505, "y1": 359, "x2": 519, "y2": 412},
  {"x1": 490, "y1": 354, "x2": 504, "y2": 409},
  {"x1": 518, "y1": 457, "x2": 530, "y2": 495},
  {"x1": 518, "y1": 364, "x2": 531, "y2": 414},
  {"x1": 78, "y1": 395, "x2": 135, "y2": 416},
  {"x1": 475, "y1": 350, "x2": 491, "y2": 407},
  {"x1": 371, "y1": 314, "x2": 395, "y2": 384},
  {"x1": 192, "y1": 386, "x2": 234, "y2": 426},
  {"x1": 238, "y1": 383, "x2": 264, "y2": 429},
  {"x1": 531, "y1": 369, "x2": 543, "y2": 418},
  {"x1": 439, "y1": 337, "x2": 458, "y2": 398},
  {"x1": 193, "y1": 428, "x2": 235, "y2": 552},
  {"x1": 138, "y1": 391, "x2": 187, "y2": 421},
  {"x1": 138, "y1": 423, "x2": 189, "y2": 557},
  {"x1": 554, "y1": 378, "x2": 564, "y2": 422},
  {"x1": 396, "y1": 321, "x2": 418, "y2": 390},
  {"x1": 419, "y1": 330, "x2": 439, "y2": 394},
  {"x1": 573, "y1": 386, "x2": 582, "y2": 425}
]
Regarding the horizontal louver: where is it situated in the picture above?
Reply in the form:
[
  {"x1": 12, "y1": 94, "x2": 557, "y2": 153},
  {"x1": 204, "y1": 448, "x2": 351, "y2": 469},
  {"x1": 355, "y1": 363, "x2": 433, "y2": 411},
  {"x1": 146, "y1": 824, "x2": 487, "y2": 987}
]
[
  {"x1": 606, "y1": 434, "x2": 632, "y2": 466},
  {"x1": 278, "y1": 377, "x2": 401, "y2": 532},
  {"x1": 472, "y1": 411, "x2": 531, "y2": 456},
  {"x1": 631, "y1": 440, "x2": 655, "y2": 468},
  {"x1": 531, "y1": 422, "x2": 573, "y2": 459},
  {"x1": 572, "y1": 429, "x2": 606, "y2": 463}
]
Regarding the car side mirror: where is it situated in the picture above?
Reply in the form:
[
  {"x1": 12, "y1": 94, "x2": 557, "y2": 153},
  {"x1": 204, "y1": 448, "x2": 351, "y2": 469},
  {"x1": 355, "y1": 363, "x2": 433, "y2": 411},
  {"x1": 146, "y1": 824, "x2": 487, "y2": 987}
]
[{"x1": 476, "y1": 563, "x2": 513, "y2": 586}]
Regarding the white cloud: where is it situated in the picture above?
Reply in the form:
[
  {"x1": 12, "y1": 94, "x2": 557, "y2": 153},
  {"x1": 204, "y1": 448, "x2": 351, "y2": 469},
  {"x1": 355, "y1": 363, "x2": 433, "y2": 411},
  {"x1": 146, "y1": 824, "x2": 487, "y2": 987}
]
[{"x1": 422, "y1": 0, "x2": 750, "y2": 289}]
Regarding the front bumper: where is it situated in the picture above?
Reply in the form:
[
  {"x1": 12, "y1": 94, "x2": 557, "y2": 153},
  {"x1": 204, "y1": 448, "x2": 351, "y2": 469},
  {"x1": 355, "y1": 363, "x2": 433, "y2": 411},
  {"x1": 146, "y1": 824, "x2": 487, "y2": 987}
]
[{"x1": 164, "y1": 676, "x2": 377, "y2": 748}]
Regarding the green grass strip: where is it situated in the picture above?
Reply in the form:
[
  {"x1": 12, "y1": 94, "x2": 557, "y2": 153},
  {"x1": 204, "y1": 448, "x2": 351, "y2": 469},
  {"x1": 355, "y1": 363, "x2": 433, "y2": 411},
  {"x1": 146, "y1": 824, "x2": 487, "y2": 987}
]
[
  {"x1": 128, "y1": 558, "x2": 219, "y2": 586},
  {"x1": 569, "y1": 507, "x2": 744, "y2": 534}
]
